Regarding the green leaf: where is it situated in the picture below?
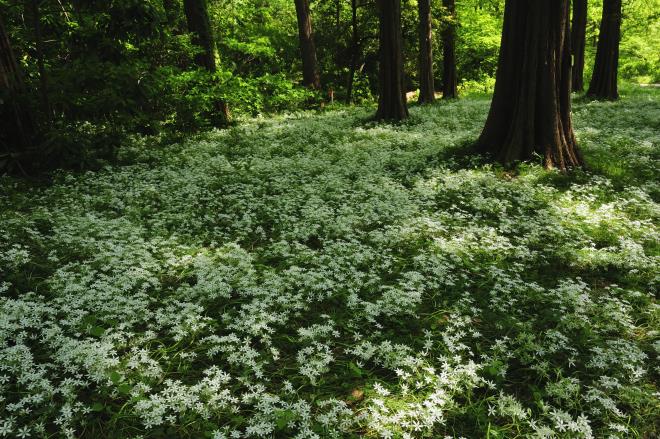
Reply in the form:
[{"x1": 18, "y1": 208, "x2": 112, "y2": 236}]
[
  {"x1": 348, "y1": 362, "x2": 363, "y2": 377},
  {"x1": 89, "y1": 326, "x2": 105, "y2": 337},
  {"x1": 275, "y1": 409, "x2": 295, "y2": 430},
  {"x1": 110, "y1": 371, "x2": 122, "y2": 384},
  {"x1": 118, "y1": 383, "x2": 132, "y2": 395},
  {"x1": 91, "y1": 402, "x2": 104, "y2": 412},
  {"x1": 485, "y1": 360, "x2": 503, "y2": 377}
]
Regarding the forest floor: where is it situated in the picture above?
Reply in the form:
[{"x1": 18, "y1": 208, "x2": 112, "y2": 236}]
[{"x1": 0, "y1": 86, "x2": 658, "y2": 438}]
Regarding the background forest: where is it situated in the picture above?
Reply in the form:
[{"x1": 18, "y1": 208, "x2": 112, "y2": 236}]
[
  {"x1": 1, "y1": 0, "x2": 659, "y2": 438},
  {"x1": 1, "y1": 0, "x2": 659, "y2": 168}
]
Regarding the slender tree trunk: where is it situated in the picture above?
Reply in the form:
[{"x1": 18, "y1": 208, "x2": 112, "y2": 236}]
[
  {"x1": 346, "y1": 0, "x2": 359, "y2": 103},
  {"x1": 441, "y1": 0, "x2": 457, "y2": 99},
  {"x1": 571, "y1": 0, "x2": 587, "y2": 91},
  {"x1": 587, "y1": 0, "x2": 621, "y2": 100},
  {"x1": 417, "y1": 0, "x2": 434, "y2": 103},
  {"x1": 182, "y1": 0, "x2": 229, "y2": 122},
  {"x1": 294, "y1": 0, "x2": 321, "y2": 89},
  {"x1": 0, "y1": 16, "x2": 33, "y2": 152},
  {"x1": 477, "y1": 0, "x2": 583, "y2": 170},
  {"x1": 27, "y1": 0, "x2": 50, "y2": 118},
  {"x1": 376, "y1": 0, "x2": 408, "y2": 121}
]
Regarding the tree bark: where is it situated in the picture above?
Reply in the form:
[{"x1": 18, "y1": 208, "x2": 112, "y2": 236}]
[
  {"x1": 375, "y1": 0, "x2": 408, "y2": 121},
  {"x1": 477, "y1": 0, "x2": 583, "y2": 170},
  {"x1": 570, "y1": 0, "x2": 587, "y2": 91},
  {"x1": 183, "y1": 0, "x2": 216, "y2": 71},
  {"x1": 441, "y1": 0, "x2": 457, "y2": 99},
  {"x1": 587, "y1": 0, "x2": 621, "y2": 100},
  {"x1": 417, "y1": 0, "x2": 435, "y2": 104},
  {"x1": 0, "y1": 16, "x2": 33, "y2": 152},
  {"x1": 346, "y1": 0, "x2": 359, "y2": 103},
  {"x1": 182, "y1": 0, "x2": 230, "y2": 122},
  {"x1": 294, "y1": 0, "x2": 321, "y2": 89}
]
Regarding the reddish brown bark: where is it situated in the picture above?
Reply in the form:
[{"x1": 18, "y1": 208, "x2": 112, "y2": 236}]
[
  {"x1": 571, "y1": 0, "x2": 587, "y2": 91},
  {"x1": 376, "y1": 0, "x2": 408, "y2": 121},
  {"x1": 587, "y1": 0, "x2": 621, "y2": 100},
  {"x1": 441, "y1": 0, "x2": 457, "y2": 99},
  {"x1": 477, "y1": 0, "x2": 583, "y2": 170},
  {"x1": 417, "y1": 0, "x2": 435, "y2": 104},
  {"x1": 294, "y1": 0, "x2": 321, "y2": 89}
]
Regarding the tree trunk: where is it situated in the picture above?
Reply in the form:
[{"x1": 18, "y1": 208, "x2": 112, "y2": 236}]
[
  {"x1": 0, "y1": 16, "x2": 33, "y2": 152},
  {"x1": 294, "y1": 0, "x2": 321, "y2": 89},
  {"x1": 587, "y1": 0, "x2": 621, "y2": 100},
  {"x1": 570, "y1": 0, "x2": 587, "y2": 91},
  {"x1": 183, "y1": 0, "x2": 215, "y2": 71},
  {"x1": 417, "y1": 0, "x2": 434, "y2": 104},
  {"x1": 346, "y1": 0, "x2": 359, "y2": 104},
  {"x1": 477, "y1": 0, "x2": 583, "y2": 170},
  {"x1": 376, "y1": 0, "x2": 408, "y2": 121},
  {"x1": 182, "y1": 0, "x2": 230, "y2": 122},
  {"x1": 441, "y1": 0, "x2": 457, "y2": 99}
]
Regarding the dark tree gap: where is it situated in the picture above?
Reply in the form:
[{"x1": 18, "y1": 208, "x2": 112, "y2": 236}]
[
  {"x1": 163, "y1": 0, "x2": 182, "y2": 31},
  {"x1": 294, "y1": 0, "x2": 321, "y2": 89},
  {"x1": 417, "y1": 0, "x2": 435, "y2": 104},
  {"x1": 346, "y1": 0, "x2": 360, "y2": 103},
  {"x1": 587, "y1": 0, "x2": 622, "y2": 100},
  {"x1": 571, "y1": 0, "x2": 587, "y2": 91},
  {"x1": 28, "y1": 0, "x2": 50, "y2": 118},
  {"x1": 376, "y1": 0, "x2": 408, "y2": 121},
  {"x1": 441, "y1": 0, "x2": 458, "y2": 99},
  {"x1": 477, "y1": 0, "x2": 583, "y2": 171},
  {"x1": 0, "y1": 15, "x2": 34, "y2": 154},
  {"x1": 182, "y1": 0, "x2": 230, "y2": 122}
]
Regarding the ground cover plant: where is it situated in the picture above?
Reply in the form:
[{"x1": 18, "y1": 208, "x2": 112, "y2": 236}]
[{"x1": 0, "y1": 85, "x2": 658, "y2": 438}]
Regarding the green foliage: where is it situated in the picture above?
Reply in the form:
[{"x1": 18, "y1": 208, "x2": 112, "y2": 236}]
[
  {"x1": 584, "y1": 0, "x2": 660, "y2": 83},
  {"x1": 455, "y1": 3, "x2": 503, "y2": 83},
  {"x1": 618, "y1": 0, "x2": 660, "y2": 82}
]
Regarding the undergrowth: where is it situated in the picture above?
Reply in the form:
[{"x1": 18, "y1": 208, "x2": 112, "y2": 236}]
[{"x1": 0, "y1": 86, "x2": 658, "y2": 438}]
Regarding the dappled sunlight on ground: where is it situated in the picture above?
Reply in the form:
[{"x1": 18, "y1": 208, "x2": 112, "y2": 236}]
[{"x1": 0, "y1": 87, "x2": 658, "y2": 438}]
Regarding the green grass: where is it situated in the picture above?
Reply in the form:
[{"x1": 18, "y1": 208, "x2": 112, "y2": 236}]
[{"x1": 0, "y1": 85, "x2": 658, "y2": 438}]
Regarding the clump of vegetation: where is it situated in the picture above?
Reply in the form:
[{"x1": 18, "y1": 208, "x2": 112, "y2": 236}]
[{"x1": 0, "y1": 87, "x2": 657, "y2": 438}]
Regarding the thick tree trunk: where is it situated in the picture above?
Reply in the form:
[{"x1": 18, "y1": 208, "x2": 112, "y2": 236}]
[
  {"x1": 587, "y1": 0, "x2": 621, "y2": 100},
  {"x1": 417, "y1": 0, "x2": 435, "y2": 104},
  {"x1": 441, "y1": 0, "x2": 457, "y2": 99},
  {"x1": 375, "y1": 0, "x2": 408, "y2": 121},
  {"x1": 477, "y1": 0, "x2": 583, "y2": 170},
  {"x1": 346, "y1": 0, "x2": 359, "y2": 104},
  {"x1": 182, "y1": 0, "x2": 230, "y2": 122},
  {"x1": 0, "y1": 16, "x2": 33, "y2": 152},
  {"x1": 570, "y1": 0, "x2": 587, "y2": 91},
  {"x1": 183, "y1": 0, "x2": 215, "y2": 71},
  {"x1": 294, "y1": 0, "x2": 321, "y2": 89}
]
